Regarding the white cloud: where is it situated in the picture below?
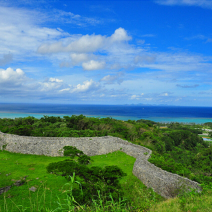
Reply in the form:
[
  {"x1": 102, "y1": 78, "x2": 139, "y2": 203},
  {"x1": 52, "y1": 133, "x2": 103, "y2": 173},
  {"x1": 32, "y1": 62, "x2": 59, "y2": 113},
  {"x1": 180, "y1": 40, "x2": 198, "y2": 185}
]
[
  {"x1": 37, "y1": 34, "x2": 105, "y2": 54},
  {"x1": 82, "y1": 60, "x2": 105, "y2": 71},
  {"x1": 160, "y1": 92, "x2": 169, "y2": 96},
  {"x1": 70, "y1": 53, "x2": 90, "y2": 65},
  {"x1": 156, "y1": 0, "x2": 212, "y2": 9},
  {"x1": 0, "y1": 67, "x2": 25, "y2": 84},
  {"x1": 110, "y1": 27, "x2": 132, "y2": 42},
  {"x1": 71, "y1": 79, "x2": 100, "y2": 93},
  {"x1": 39, "y1": 82, "x2": 63, "y2": 92},
  {"x1": 136, "y1": 52, "x2": 212, "y2": 72},
  {"x1": 49, "y1": 77, "x2": 63, "y2": 83},
  {"x1": 131, "y1": 94, "x2": 139, "y2": 100},
  {"x1": 0, "y1": 6, "x2": 68, "y2": 60},
  {"x1": 100, "y1": 72, "x2": 124, "y2": 84},
  {"x1": 50, "y1": 9, "x2": 101, "y2": 26},
  {"x1": 130, "y1": 93, "x2": 145, "y2": 100},
  {"x1": 37, "y1": 27, "x2": 132, "y2": 54},
  {"x1": 59, "y1": 88, "x2": 70, "y2": 92},
  {"x1": 39, "y1": 77, "x2": 64, "y2": 92}
]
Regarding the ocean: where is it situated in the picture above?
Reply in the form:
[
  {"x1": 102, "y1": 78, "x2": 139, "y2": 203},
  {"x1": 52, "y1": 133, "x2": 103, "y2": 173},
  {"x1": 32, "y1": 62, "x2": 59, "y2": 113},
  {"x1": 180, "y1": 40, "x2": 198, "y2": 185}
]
[{"x1": 0, "y1": 103, "x2": 212, "y2": 124}]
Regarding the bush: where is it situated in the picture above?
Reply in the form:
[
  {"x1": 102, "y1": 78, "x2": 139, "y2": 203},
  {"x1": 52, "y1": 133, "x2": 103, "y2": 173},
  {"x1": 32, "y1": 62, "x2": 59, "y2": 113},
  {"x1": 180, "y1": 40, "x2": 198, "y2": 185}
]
[{"x1": 46, "y1": 146, "x2": 127, "y2": 205}]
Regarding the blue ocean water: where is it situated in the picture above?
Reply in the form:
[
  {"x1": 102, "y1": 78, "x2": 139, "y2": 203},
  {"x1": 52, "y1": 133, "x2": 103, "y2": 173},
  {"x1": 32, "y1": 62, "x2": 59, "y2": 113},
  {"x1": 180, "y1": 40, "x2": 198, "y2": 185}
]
[{"x1": 0, "y1": 103, "x2": 212, "y2": 124}]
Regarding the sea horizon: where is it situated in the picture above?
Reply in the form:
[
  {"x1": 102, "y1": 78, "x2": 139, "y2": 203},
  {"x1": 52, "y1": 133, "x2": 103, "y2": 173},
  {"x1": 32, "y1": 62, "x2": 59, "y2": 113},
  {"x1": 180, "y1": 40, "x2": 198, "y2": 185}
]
[{"x1": 0, "y1": 103, "x2": 212, "y2": 124}]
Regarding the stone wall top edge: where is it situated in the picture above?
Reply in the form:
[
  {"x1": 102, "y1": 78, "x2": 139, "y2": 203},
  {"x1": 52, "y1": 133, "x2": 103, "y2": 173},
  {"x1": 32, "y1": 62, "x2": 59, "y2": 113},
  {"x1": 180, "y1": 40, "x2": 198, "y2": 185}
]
[
  {"x1": 135, "y1": 158, "x2": 200, "y2": 186},
  {"x1": 0, "y1": 131, "x2": 150, "y2": 150}
]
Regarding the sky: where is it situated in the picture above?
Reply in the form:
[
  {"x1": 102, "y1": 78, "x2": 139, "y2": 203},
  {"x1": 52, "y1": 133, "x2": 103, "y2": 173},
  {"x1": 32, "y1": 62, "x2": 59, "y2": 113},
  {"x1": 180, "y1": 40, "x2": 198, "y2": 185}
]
[{"x1": 0, "y1": 0, "x2": 212, "y2": 106}]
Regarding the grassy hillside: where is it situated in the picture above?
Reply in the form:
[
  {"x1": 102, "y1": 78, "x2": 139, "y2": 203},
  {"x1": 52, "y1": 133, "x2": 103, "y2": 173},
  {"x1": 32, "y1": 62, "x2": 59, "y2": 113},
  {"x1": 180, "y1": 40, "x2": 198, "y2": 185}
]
[
  {"x1": 0, "y1": 150, "x2": 163, "y2": 211},
  {"x1": 0, "y1": 115, "x2": 212, "y2": 211}
]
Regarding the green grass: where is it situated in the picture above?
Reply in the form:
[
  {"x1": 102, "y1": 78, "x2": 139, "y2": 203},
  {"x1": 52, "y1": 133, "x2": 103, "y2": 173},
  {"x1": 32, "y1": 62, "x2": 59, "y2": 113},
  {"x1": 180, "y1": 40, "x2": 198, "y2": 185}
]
[
  {"x1": 0, "y1": 150, "x2": 163, "y2": 211},
  {"x1": 149, "y1": 189, "x2": 212, "y2": 212},
  {"x1": 1, "y1": 151, "x2": 212, "y2": 211},
  {"x1": 88, "y1": 151, "x2": 135, "y2": 183},
  {"x1": 0, "y1": 151, "x2": 69, "y2": 211}
]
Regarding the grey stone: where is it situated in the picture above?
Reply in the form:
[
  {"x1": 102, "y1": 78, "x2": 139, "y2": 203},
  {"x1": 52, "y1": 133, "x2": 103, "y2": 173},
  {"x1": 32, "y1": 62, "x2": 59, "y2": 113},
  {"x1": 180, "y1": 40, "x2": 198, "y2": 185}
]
[
  {"x1": 14, "y1": 180, "x2": 25, "y2": 186},
  {"x1": 29, "y1": 186, "x2": 37, "y2": 192},
  {"x1": 0, "y1": 186, "x2": 11, "y2": 195}
]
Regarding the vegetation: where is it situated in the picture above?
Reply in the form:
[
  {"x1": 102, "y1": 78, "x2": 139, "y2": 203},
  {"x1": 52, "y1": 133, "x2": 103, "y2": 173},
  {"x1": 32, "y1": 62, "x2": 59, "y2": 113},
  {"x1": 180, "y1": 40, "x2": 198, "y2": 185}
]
[
  {"x1": 0, "y1": 115, "x2": 212, "y2": 211},
  {"x1": 0, "y1": 149, "x2": 162, "y2": 211},
  {"x1": 0, "y1": 115, "x2": 156, "y2": 140},
  {"x1": 46, "y1": 146, "x2": 127, "y2": 206}
]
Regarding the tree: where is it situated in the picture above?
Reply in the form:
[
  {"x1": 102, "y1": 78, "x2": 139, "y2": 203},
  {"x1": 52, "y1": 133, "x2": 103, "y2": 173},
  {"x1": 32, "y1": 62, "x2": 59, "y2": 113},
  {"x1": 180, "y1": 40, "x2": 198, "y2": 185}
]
[{"x1": 46, "y1": 146, "x2": 126, "y2": 205}]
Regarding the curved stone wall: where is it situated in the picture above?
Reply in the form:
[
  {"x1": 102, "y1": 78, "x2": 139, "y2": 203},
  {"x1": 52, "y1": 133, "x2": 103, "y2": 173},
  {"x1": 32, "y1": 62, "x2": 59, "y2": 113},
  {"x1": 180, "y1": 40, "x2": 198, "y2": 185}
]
[{"x1": 0, "y1": 132, "x2": 201, "y2": 198}]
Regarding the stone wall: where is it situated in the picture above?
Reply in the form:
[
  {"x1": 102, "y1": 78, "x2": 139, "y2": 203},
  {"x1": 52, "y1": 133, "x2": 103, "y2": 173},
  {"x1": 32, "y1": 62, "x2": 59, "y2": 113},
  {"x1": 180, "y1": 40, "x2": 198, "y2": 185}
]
[{"x1": 0, "y1": 131, "x2": 201, "y2": 198}]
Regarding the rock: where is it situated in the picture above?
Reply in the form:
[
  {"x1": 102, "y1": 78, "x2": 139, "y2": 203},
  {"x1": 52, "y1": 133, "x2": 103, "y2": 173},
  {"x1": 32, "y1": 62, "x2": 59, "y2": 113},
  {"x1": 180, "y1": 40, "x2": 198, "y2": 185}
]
[
  {"x1": 14, "y1": 180, "x2": 25, "y2": 187},
  {"x1": 29, "y1": 186, "x2": 37, "y2": 192},
  {"x1": 0, "y1": 186, "x2": 11, "y2": 195}
]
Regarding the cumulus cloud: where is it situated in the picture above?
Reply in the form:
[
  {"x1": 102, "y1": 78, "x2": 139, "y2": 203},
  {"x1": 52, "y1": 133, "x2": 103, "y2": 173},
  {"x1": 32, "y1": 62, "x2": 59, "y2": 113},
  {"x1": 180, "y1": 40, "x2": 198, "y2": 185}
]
[
  {"x1": 176, "y1": 84, "x2": 199, "y2": 88},
  {"x1": 0, "y1": 53, "x2": 13, "y2": 66},
  {"x1": 110, "y1": 28, "x2": 132, "y2": 42},
  {"x1": 37, "y1": 27, "x2": 131, "y2": 54},
  {"x1": 39, "y1": 82, "x2": 61, "y2": 92},
  {"x1": 37, "y1": 35, "x2": 104, "y2": 54},
  {"x1": 36, "y1": 27, "x2": 138, "y2": 72},
  {"x1": 39, "y1": 77, "x2": 64, "y2": 91},
  {"x1": 71, "y1": 79, "x2": 100, "y2": 93},
  {"x1": 82, "y1": 60, "x2": 105, "y2": 71},
  {"x1": 0, "y1": 67, "x2": 25, "y2": 84}
]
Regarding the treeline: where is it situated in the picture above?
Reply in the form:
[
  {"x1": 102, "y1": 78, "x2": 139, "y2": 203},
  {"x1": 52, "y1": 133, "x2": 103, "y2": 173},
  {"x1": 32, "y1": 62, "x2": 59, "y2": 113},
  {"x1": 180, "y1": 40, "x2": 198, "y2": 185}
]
[
  {"x1": 147, "y1": 123, "x2": 212, "y2": 185},
  {"x1": 0, "y1": 115, "x2": 156, "y2": 142}
]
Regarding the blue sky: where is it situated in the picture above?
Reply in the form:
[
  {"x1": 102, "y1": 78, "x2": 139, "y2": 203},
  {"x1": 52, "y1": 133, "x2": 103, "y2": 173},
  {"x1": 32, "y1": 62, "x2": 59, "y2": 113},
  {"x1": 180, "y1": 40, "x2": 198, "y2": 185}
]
[{"x1": 1, "y1": 0, "x2": 212, "y2": 106}]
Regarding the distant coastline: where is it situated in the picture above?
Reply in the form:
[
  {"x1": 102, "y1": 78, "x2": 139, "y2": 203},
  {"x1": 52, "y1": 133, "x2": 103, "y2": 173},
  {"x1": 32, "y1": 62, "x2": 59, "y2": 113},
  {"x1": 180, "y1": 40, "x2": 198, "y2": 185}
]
[{"x1": 0, "y1": 103, "x2": 212, "y2": 124}]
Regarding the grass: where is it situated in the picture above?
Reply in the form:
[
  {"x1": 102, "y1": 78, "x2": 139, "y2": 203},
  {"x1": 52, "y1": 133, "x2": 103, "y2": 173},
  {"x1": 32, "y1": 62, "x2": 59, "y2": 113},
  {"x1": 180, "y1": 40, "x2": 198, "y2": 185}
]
[
  {"x1": 0, "y1": 151, "x2": 68, "y2": 211},
  {"x1": 149, "y1": 189, "x2": 212, "y2": 212},
  {"x1": 0, "y1": 150, "x2": 163, "y2": 211},
  {"x1": 1, "y1": 150, "x2": 212, "y2": 211}
]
